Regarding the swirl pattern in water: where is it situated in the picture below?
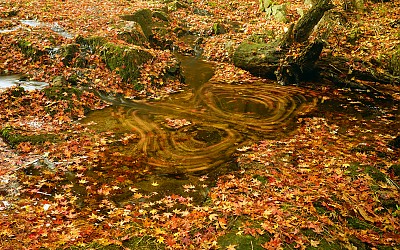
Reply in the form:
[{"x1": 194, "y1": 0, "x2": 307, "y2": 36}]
[{"x1": 83, "y1": 80, "x2": 316, "y2": 174}]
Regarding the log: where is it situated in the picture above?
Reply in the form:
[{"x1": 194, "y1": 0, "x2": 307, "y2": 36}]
[
  {"x1": 275, "y1": 39, "x2": 325, "y2": 85},
  {"x1": 293, "y1": 0, "x2": 334, "y2": 42},
  {"x1": 233, "y1": 0, "x2": 333, "y2": 85}
]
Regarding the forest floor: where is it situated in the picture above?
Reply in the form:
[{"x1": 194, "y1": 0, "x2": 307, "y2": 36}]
[{"x1": 1, "y1": 0, "x2": 400, "y2": 249}]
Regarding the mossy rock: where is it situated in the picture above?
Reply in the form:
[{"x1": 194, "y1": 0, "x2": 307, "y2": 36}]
[
  {"x1": 51, "y1": 76, "x2": 68, "y2": 87},
  {"x1": 248, "y1": 31, "x2": 275, "y2": 43},
  {"x1": 233, "y1": 40, "x2": 282, "y2": 79},
  {"x1": 0, "y1": 126, "x2": 58, "y2": 148},
  {"x1": 10, "y1": 86, "x2": 26, "y2": 97},
  {"x1": 43, "y1": 86, "x2": 82, "y2": 101},
  {"x1": 265, "y1": 4, "x2": 289, "y2": 23},
  {"x1": 117, "y1": 21, "x2": 148, "y2": 46},
  {"x1": 17, "y1": 39, "x2": 44, "y2": 61},
  {"x1": 61, "y1": 43, "x2": 79, "y2": 66},
  {"x1": 100, "y1": 43, "x2": 153, "y2": 82},
  {"x1": 120, "y1": 9, "x2": 153, "y2": 38},
  {"x1": 43, "y1": 86, "x2": 91, "y2": 116}
]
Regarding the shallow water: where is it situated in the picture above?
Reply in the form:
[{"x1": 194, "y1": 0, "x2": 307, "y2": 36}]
[
  {"x1": 0, "y1": 19, "x2": 73, "y2": 38},
  {"x1": 82, "y1": 56, "x2": 316, "y2": 175},
  {"x1": 0, "y1": 75, "x2": 48, "y2": 91}
]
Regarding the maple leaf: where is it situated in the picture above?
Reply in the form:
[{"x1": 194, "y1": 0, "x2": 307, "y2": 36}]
[
  {"x1": 163, "y1": 212, "x2": 173, "y2": 218},
  {"x1": 226, "y1": 244, "x2": 237, "y2": 250},
  {"x1": 310, "y1": 240, "x2": 320, "y2": 247},
  {"x1": 129, "y1": 187, "x2": 138, "y2": 192},
  {"x1": 209, "y1": 213, "x2": 218, "y2": 221}
]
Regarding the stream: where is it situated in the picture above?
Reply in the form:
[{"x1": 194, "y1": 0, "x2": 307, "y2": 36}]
[{"x1": 81, "y1": 54, "x2": 316, "y2": 177}]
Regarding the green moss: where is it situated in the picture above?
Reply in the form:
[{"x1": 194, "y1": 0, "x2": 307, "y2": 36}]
[
  {"x1": 364, "y1": 165, "x2": 387, "y2": 182},
  {"x1": 313, "y1": 201, "x2": 328, "y2": 215},
  {"x1": 344, "y1": 163, "x2": 387, "y2": 182},
  {"x1": 117, "y1": 22, "x2": 149, "y2": 46},
  {"x1": 233, "y1": 40, "x2": 282, "y2": 78},
  {"x1": 62, "y1": 235, "x2": 163, "y2": 249},
  {"x1": 3, "y1": 9, "x2": 19, "y2": 17},
  {"x1": 100, "y1": 43, "x2": 153, "y2": 83},
  {"x1": 381, "y1": 198, "x2": 399, "y2": 211},
  {"x1": 43, "y1": 86, "x2": 88, "y2": 116},
  {"x1": 212, "y1": 22, "x2": 227, "y2": 35},
  {"x1": 152, "y1": 10, "x2": 170, "y2": 22},
  {"x1": 390, "y1": 46, "x2": 400, "y2": 76},
  {"x1": 346, "y1": 217, "x2": 375, "y2": 230},
  {"x1": 305, "y1": 239, "x2": 344, "y2": 250},
  {"x1": 10, "y1": 86, "x2": 26, "y2": 97},
  {"x1": 17, "y1": 39, "x2": 44, "y2": 61},
  {"x1": 0, "y1": 126, "x2": 58, "y2": 148},
  {"x1": 347, "y1": 28, "x2": 361, "y2": 45},
  {"x1": 218, "y1": 231, "x2": 270, "y2": 250},
  {"x1": 75, "y1": 35, "x2": 106, "y2": 52},
  {"x1": 248, "y1": 33, "x2": 272, "y2": 43},
  {"x1": 168, "y1": 1, "x2": 188, "y2": 12},
  {"x1": 252, "y1": 174, "x2": 267, "y2": 184},
  {"x1": 43, "y1": 86, "x2": 82, "y2": 101}
]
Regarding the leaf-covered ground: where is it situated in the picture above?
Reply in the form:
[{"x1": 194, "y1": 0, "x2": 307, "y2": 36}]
[{"x1": 1, "y1": 0, "x2": 400, "y2": 249}]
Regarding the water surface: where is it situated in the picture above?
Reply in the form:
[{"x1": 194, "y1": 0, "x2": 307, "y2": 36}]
[{"x1": 82, "y1": 57, "x2": 316, "y2": 175}]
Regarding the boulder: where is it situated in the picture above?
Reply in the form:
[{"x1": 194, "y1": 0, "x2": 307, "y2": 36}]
[
  {"x1": 117, "y1": 21, "x2": 148, "y2": 46},
  {"x1": 100, "y1": 43, "x2": 153, "y2": 83},
  {"x1": 120, "y1": 9, "x2": 153, "y2": 38}
]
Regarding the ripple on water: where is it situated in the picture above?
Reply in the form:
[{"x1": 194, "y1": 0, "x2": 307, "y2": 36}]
[{"x1": 83, "y1": 81, "x2": 316, "y2": 174}]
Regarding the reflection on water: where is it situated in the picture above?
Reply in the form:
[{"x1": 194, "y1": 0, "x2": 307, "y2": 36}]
[
  {"x1": 174, "y1": 53, "x2": 214, "y2": 90},
  {"x1": 82, "y1": 57, "x2": 316, "y2": 174}
]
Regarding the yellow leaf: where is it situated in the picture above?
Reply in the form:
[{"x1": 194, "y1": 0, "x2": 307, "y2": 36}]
[
  {"x1": 209, "y1": 213, "x2": 218, "y2": 221},
  {"x1": 310, "y1": 240, "x2": 320, "y2": 247},
  {"x1": 226, "y1": 244, "x2": 237, "y2": 250}
]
